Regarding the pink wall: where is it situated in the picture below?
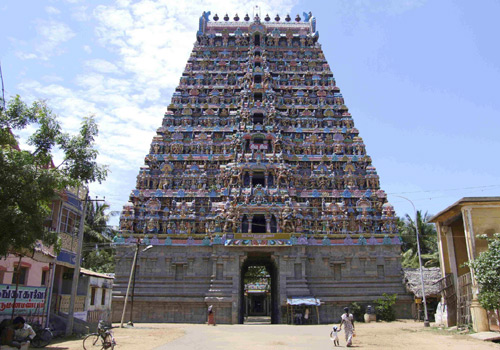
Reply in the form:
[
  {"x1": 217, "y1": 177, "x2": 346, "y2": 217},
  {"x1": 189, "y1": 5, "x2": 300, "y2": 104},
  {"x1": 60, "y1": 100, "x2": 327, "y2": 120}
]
[{"x1": 0, "y1": 255, "x2": 49, "y2": 287}]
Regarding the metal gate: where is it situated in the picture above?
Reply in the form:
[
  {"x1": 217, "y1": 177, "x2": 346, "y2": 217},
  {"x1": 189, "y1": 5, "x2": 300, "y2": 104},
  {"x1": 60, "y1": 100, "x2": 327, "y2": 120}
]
[{"x1": 457, "y1": 273, "x2": 472, "y2": 326}]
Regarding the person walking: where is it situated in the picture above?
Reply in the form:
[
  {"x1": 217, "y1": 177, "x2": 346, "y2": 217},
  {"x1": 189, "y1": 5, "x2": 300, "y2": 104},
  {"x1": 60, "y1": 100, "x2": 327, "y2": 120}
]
[
  {"x1": 207, "y1": 305, "x2": 216, "y2": 326},
  {"x1": 330, "y1": 325, "x2": 340, "y2": 347},
  {"x1": 339, "y1": 307, "x2": 355, "y2": 347}
]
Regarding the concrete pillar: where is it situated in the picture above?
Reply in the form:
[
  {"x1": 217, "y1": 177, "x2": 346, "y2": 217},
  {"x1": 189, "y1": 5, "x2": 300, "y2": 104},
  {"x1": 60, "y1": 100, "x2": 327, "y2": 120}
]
[{"x1": 471, "y1": 298, "x2": 490, "y2": 332}]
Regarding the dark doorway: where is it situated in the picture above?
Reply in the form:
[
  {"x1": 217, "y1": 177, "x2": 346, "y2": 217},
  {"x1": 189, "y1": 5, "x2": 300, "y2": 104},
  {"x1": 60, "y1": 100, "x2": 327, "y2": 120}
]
[
  {"x1": 270, "y1": 215, "x2": 277, "y2": 233},
  {"x1": 239, "y1": 253, "x2": 279, "y2": 324},
  {"x1": 243, "y1": 172, "x2": 250, "y2": 186},
  {"x1": 254, "y1": 75, "x2": 262, "y2": 84},
  {"x1": 254, "y1": 34, "x2": 261, "y2": 46},
  {"x1": 251, "y1": 214, "x2": 266, "y2": 233},
  {"x1": 254, "y1": 92, "x2": 262, "y2": 101},
  {"x1": 267, "y1": 173, "x2": 274, "y2": 187},
  {"x1": 253, "y1": 113, "x2": 264, "y2": 124},
  {"x1": 252, "y1": 172, "x2": 265, "y2": 186}
]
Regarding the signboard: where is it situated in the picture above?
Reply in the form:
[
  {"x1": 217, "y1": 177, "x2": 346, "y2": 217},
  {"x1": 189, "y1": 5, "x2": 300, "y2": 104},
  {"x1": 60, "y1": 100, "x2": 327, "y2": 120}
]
[
  {"x1": 0, "y1": 284, "x2": 47, "y2": 315},
  {"x1": 233, "y1": 233, "x2": 292, "y2": 240},
  {"x1": 57, "y1": 249, "x2": 76, "y2": 266}
]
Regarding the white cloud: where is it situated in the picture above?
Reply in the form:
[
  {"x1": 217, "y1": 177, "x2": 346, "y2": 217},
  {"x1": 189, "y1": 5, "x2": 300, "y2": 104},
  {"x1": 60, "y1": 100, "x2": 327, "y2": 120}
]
[
  {"x1": 19, "y1": 20, "x2": 76, "y2": 60},
  {"x1": 45, "y1": 6, "x2": 61, "y2": 15},
  {"x1": 42, "y1": 75, "x2": 64, "y2": 83},
  {"x1": 71, "y1": 5, "x2": 90, "y2": 21},
  {"x1": 85, "y1": 59, "x2": 122, "y2": 74},
  {"x1": 17, "y1": 0, "x2": 298, "y2": 222},
  {"x1": 16, "y1": 52, "x2": 37, "y2": 60}
]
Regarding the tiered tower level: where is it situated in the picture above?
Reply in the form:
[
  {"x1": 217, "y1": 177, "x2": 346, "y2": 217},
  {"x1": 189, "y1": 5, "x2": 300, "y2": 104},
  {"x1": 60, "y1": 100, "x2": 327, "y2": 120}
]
[{"x1": 114, "y1": 12, "x2": 410, "y2": 324}]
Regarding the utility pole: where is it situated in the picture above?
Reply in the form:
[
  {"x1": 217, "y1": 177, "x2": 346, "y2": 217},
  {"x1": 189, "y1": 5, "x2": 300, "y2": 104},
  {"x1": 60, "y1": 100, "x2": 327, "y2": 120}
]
[
  {"x1": 120, "y1": 243, "x2": 153, "y2": 327},
  {"x1": 395, "y1": 195, "x2": 430, "y2": 327},
  {"x1": 65, "y1": 191, "x2": 105, "y2": 335},
  {"x1": 120, "y1": 244, "x2": 139, "y2": 328},
  {"x1": 0, "y1": 61, "x2": 5, "y2": 110}
]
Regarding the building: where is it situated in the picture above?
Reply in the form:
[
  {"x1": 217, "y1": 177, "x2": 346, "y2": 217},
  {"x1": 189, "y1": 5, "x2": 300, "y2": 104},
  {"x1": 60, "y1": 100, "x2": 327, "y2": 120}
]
[
  {"x1": 113, "y1": 11, "x2": 411, "y2": 324},
  {"x1": 0, "y1": 188, "x2": 84, "y2": 325},
  {"x1": 402, "y1": 267, "x2": 441, "y2": 322},
  {"x1": 430, "y1": 197, "x2": 500, "y2": 332},
  {"x1": 51, "y1": 268, "x2": 113, "y2": 325}
]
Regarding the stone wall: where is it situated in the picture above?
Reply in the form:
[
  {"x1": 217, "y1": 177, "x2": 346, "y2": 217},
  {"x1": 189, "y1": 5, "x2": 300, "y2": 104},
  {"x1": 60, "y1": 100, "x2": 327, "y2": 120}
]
[{"x1": 112, "y1": 244, "x2": 412, "y2": 324}]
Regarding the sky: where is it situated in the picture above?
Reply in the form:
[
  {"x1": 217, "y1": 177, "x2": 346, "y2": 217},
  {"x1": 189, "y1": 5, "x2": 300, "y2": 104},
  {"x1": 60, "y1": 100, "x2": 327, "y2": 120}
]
[{"x1": 1, "y1": 0, "x2": 499, "y2": 226}]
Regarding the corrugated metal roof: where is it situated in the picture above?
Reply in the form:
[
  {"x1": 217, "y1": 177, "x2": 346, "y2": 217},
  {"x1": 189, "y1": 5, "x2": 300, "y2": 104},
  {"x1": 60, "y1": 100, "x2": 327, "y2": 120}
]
[{"x1": 80, "y1": 267, "x2": 114, "y2": 279}]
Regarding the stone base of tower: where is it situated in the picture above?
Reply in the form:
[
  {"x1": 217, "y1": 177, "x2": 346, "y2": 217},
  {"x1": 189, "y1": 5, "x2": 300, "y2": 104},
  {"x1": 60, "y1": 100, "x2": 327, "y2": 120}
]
[{"x1": 112, "y1": 244, "x2": 412, "y2": 324}]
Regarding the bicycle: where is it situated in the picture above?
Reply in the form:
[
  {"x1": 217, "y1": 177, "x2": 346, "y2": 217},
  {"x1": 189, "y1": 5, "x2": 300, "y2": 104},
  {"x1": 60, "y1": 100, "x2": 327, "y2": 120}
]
[
  {"x1": 30, "y1": 322, "x2": 53, "y2": 348},
  {"x1": 83, "y1": 320, "x2": 116, "y2": 350}
]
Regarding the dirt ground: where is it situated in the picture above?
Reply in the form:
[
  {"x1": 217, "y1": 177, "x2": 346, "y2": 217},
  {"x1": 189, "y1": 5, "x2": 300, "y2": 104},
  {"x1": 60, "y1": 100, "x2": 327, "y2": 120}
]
[
  {"x1": 45, "y1": 324, "x2": 185, "y2": 350},
  {"x1": 45, "y1": 320, "x2": 499, "y2": 350}
]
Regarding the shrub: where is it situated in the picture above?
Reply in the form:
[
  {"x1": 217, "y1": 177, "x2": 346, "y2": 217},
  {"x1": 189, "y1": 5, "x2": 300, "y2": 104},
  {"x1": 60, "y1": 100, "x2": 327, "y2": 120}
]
[
  {"x1": 349, "y1": 302, "x2": 365, "y2": 322},
  {"x1": 375, "y1": 293, "x2": 397, "y2": 321}
]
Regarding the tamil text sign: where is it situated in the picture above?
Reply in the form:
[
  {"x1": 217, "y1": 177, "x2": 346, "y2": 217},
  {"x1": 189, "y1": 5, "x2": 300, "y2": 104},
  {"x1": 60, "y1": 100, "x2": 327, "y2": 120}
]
[{"x1": 0, "y1": 284, "x2": 47, "y2": 315}]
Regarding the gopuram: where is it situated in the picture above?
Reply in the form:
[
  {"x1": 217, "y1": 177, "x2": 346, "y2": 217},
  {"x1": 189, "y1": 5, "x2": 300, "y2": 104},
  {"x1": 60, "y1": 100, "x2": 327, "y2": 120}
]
[{"x1": 113, "y1": 11, "x2": 411, "y2": 324}]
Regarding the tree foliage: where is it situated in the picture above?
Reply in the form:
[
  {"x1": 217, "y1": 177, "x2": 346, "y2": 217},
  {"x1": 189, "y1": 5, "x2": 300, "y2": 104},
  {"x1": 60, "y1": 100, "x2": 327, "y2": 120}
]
[
  {"x1": 374, "y1": 293, "x2": 397, "y2": 321},
  {"x1": 398, "y1": 211, "x2": 439, "y2": 268},
  {"x1": 81, "y1": 201, "x2": 116, "y2": 273},
  {"x1": 0, "y1": 95, "x2": 108, "y2": 257},
  {"x1": 467, "y1": 233, "x2": 500, "y2": 312},
  {"x1": 244, "y1": 266, "x2": 269, "y2": 285}
]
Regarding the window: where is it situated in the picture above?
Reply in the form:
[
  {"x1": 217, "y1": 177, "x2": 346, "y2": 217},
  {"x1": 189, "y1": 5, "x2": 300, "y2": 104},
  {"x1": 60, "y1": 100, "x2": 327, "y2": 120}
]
[
  {"x1": 41, "y1": 270, "x2": 48, "y2": 286},
  {"x1": 0, "y1": 268, "x2": 5, "y2": 284},
  {"x1": 334, "y1": 264, "x2": 342, "y2": 281},
  {"x1": 12, "y1": 266, "x2": 29, "y2": 286},
  {"x1": 294, "y1": 263, "x2": 302, "y2": 279},
  {"x1": 101, "y1": 289, "x2": 106, "y2": 305},
  {"x1": 216, "y1": 264, "x2": 223, "y2": 280},
  {"x1": 175, "y1": 265, "x2": 184, "y2": 280},
  {"x1": 90, "y1": 287, "x2": 96, "y2": 305},
  {"x1": 254, "y1": 75, "x2": 262, "y2": 84},
  {"x1": 377, "y1": 265, "x2": 385, "y2": 279},
  {"x1": 254, "y1": 92, "x2": 262, "y2": 101},
  {"x1": 60, "y1": 208, "x2": 80, "y2": 235}
]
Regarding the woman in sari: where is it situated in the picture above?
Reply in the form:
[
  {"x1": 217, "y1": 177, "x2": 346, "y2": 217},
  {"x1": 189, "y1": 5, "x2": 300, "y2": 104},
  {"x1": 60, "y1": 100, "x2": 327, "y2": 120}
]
[{"x1": 339, "y1": 307, "x2": 355, "y2": 347}]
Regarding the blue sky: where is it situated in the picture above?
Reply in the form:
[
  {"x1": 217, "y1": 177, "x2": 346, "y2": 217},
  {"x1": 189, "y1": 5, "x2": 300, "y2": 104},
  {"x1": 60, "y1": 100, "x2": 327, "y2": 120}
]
[{"x1": 1, "y1": 0, "x2": 499, "y2": 225}]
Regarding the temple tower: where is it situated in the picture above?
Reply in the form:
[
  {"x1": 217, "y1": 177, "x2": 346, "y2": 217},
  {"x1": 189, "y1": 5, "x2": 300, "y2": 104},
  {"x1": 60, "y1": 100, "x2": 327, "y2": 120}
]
[{"x1": 113, "y1": 11, "x2": 411, "y2": 324}]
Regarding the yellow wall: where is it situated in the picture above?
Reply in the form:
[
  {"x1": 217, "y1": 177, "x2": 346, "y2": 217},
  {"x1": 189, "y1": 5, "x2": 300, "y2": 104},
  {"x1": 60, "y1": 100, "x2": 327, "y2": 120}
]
[
  {"x1": 470, "y1": 207, "x2": 500, "y2": 255},
  {"x1": 450, "y1": 219, "x2": 470, "y2": 276},
  {"x1": 438, "y1": 225, "x2": 451, "y2": 274}
]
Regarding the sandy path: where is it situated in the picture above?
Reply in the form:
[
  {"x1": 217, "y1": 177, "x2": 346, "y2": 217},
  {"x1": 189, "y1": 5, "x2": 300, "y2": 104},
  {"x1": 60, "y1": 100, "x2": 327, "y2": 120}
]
[
  {"x1": 44, "y1": 324, "x2": 184, "y2": 350},
  {"x1": 45, "y1": 320, "x2": 498, "y2": 350}
]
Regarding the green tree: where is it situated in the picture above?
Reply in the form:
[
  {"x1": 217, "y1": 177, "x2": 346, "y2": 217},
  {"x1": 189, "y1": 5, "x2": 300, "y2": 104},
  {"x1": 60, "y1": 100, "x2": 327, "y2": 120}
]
[
  {"x1": 0, "y1": 95, "x2": 107, "y2": 257},
  {"x1": 398, "y1": 211, "x2": 439, "y2": 268},
  {"x1": 467, "y1": 233, "x2": 500, "y2": 325},
  {"x1": 81, "y1": 201, "x2": 116, "y2": 273},
  {"x1": 244, "y1": 266, "x2": 269, "y2": 285},
  {"x1": 84, "y1": 201, "x2": 112, "y2": 243}
]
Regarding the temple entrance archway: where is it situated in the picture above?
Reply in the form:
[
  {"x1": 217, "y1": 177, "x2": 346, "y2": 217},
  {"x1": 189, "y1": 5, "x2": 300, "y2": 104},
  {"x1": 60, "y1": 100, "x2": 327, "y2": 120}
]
[{"x1": 239, "y1": 253, "x2": 279, "y2": 324}]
